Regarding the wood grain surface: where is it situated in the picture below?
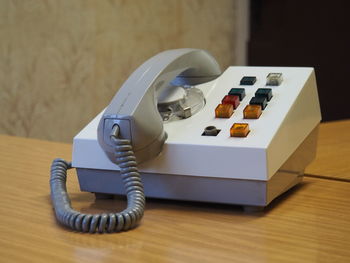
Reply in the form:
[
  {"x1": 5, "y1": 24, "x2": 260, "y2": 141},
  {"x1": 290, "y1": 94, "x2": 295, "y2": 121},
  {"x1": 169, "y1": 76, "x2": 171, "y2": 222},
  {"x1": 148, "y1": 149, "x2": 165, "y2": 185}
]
[
  {"x1": 0, "y1": 120, "x2": 349, "y2": 263},
  {"x1": 305, "y1": 119, "x2": 350, "y2": 180}
]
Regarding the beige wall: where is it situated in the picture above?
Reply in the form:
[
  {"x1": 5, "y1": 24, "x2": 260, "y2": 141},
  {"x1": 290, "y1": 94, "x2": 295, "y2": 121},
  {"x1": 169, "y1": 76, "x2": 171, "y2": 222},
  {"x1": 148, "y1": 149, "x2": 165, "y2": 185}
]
[{"x1": 0, "y1": 0, "x2": 240, "y2": 142}]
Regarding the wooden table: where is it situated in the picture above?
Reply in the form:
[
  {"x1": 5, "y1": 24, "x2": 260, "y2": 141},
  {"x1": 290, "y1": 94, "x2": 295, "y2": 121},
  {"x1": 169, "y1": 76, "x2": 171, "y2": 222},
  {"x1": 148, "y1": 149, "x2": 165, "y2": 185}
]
[
  {"x1": 1, "y1": 120, "x2": 350, "y2": 263},
  {"x1": 305, "y1": 120, "x2": 350, "y2": 181}
]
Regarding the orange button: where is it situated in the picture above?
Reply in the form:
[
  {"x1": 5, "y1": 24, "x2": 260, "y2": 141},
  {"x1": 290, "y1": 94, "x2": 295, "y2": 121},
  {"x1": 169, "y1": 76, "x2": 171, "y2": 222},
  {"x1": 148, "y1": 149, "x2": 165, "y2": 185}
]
[
  {"x1": 215, "y1": 104, "x2": 234, "y2": 118},
  {"x1": 230, "y1": 123, "x2": 250, "y2": 137},
  {"x1": 243, "y1": 105, "x2": 262, "y2": 119}
]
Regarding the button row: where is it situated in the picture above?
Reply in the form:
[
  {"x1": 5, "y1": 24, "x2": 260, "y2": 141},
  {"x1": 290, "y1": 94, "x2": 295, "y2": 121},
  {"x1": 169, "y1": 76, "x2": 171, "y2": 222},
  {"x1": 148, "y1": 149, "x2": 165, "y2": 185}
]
[
  {"x1": 239, "y1": 73, "x2": 283, "y2": 86},
  {"x1": 202, "y1": 123, "x2": 250, "y2": 138}
]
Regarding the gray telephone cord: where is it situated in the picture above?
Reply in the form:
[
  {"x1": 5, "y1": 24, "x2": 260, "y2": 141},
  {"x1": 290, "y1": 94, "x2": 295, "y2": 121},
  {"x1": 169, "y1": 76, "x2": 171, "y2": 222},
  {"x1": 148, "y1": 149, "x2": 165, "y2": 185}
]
[
  {"x1": 50, "y1": 126, "x2": 145, "y2": 233},
  {"x1": 50, "y1": 49, "x2": 220, "y2": 233}
]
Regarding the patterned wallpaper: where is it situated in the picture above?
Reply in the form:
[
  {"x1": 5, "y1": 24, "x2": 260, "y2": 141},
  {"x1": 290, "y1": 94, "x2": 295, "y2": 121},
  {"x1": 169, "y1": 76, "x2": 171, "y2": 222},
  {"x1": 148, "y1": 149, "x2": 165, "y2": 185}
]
[{"x1": 0, "y1": 0, "x2": 239, "y2": 142}]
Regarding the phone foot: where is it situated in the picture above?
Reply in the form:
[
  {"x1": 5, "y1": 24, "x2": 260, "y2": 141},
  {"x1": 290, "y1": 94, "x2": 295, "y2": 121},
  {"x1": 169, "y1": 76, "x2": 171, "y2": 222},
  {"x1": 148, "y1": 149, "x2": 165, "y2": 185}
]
[
  {"x1": 94, "y1": 193, "x2": 114, "y2": 200},
  {"x1": 243, "y1": 205, "x2": 265, "y2": 213}
]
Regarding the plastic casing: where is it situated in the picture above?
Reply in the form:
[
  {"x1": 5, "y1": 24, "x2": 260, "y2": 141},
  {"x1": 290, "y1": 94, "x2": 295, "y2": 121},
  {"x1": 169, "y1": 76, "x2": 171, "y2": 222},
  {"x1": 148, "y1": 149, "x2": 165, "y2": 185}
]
[{"x1": 73, "y1": 66, "x2": 321, "y2": 182}]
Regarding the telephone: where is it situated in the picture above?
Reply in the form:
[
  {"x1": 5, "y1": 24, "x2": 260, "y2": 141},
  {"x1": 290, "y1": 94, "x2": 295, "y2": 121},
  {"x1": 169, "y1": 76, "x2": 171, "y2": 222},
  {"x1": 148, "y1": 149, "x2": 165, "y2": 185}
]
[{"x1": 50, "y1": 49, "x2": 321, "y2": 233}]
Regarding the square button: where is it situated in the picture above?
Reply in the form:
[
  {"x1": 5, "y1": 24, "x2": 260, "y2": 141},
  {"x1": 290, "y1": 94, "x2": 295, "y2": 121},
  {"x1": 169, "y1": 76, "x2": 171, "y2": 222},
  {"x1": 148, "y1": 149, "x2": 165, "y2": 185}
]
[
  {"x1": 249, "y1": 96, "x2": 267, "y2": 110},
  {"x1": 266, "y1": 73, "x2": 283, "y2": 86},
  {"x1": 215, "y1": 104, "x2": 234, "y2": 118},
  {"x1": 230, "y1": 123, "x2": 250, "y2": 137},
  {"x1": 240, "y1": 76, "x2": 256, "y2": 85},
  {"x1": 222, "y1": 95, "x2": 240, "y2": 109},
  {"x1": 228, "y1": 88, "x2": 246, "y2": 101},
  {"x1": 255, "y1": 88, "x2": 273, "y2": 101},
  {"x1": 243, "y1": 105, "x2": 262, "y2": 119}
]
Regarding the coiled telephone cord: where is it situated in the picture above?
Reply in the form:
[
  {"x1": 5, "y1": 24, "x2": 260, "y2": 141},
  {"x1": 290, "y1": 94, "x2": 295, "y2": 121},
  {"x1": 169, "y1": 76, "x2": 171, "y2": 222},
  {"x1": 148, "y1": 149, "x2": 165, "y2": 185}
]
[{"x1": 50, "y1": 133, "x2": 145, "y2": 233}]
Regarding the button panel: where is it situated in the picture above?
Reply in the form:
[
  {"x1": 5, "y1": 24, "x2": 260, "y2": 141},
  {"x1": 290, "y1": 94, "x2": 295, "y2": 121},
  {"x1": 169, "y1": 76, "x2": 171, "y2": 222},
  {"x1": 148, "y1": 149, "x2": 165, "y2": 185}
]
[{"x1": 211, "y1": 72, "x2": 282, "y2": 137}]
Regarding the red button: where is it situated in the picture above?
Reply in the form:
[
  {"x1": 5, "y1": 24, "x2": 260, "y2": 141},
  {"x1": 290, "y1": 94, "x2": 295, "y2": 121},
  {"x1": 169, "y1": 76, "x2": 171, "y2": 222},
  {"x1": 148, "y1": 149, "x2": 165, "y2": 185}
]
[{"x1": 222, "y1": 95, "x2": 240, "y2": 109}]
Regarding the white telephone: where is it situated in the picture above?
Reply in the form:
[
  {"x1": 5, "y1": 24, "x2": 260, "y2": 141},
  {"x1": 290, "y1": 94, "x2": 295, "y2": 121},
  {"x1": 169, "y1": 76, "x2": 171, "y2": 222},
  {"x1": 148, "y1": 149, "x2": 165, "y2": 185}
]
[{"x1": 50, "y1": 49, "x2": 321, "y2": 233}]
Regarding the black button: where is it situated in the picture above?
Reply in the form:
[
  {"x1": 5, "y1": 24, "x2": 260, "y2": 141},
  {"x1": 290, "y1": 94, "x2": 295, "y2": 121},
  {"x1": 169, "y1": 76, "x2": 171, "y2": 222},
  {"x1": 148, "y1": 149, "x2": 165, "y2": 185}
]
[
  {"x1": 255, "y1": 88, "x2": 273, "y2": 101},
  {"x1": 249, "y1": 96, "x2": 267, "y2": 110},
  {"x1": 202, "y1": 126, "x2": 220, "y2": 136},
  {"x1": 228, "y1": 88, "x2": 246, "y2": 101},
  {"x1": 240, "y1": 76, "x2": 256, "y2": 85}
]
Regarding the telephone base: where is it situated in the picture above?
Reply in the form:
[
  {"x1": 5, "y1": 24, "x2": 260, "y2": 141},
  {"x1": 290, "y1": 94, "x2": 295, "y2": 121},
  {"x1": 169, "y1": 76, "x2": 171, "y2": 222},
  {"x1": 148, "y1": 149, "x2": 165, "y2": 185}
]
[
  {"x1": 73, "y1": 66, "x2": 321, "y2": 208},
  {"x1": 78, "y1": 168, "x2": 302, "y2": 207},
  {"x1": 76, "y1": 126, "x2": 317, "y2": 207}
]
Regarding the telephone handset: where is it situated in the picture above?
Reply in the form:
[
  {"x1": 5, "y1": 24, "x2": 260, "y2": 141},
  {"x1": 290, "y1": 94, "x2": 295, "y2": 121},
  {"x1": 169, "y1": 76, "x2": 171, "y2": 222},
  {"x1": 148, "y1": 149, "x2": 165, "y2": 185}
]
[
  {"x1": 98, "y1": 49, "x2": 221, "y2": 164},
  {"x1": 50, "y1": 49, "x2": 222, "y2": 233}
]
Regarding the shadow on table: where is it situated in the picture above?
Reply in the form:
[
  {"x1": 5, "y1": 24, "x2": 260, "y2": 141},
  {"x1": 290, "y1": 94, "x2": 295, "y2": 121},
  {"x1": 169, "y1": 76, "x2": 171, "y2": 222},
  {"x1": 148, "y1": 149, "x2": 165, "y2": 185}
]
[{"x1": 52, "y1": 180, "x2": 312, "y2": 218}]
